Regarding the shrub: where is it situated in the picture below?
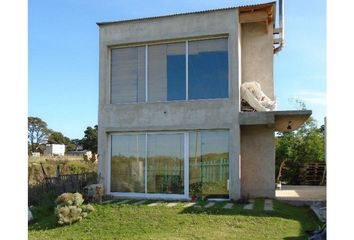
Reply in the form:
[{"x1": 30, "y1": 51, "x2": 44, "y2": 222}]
[{"x1": 55, "y1": 192, "x2": 94, "y2": 225}]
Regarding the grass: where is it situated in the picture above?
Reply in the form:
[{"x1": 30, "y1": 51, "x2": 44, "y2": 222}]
[{"x1": 28, "y1": 199, "x2": 322, "y2": 240}]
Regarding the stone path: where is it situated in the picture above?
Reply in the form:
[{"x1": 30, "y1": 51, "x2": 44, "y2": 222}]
[
  {"x1": 204, "y1": 202, "x2": 216, "y2": 208},
  {"x1": 147, "y1": 201, "x2": 161, "y2": 207},
  {"x1": 243, "y1": 199, "x2": 255, "y2": 210},
  {"x1": 116, "y1": 199, "x2": 130, "y2": 205},
  {"x1": 133, "y1": 200, "x2": 146, "y2": 205},
  {"x1": 184, "y1": 202, "x2": 195, "y2": 208},
  {"x1": 102, "y1": 199, "x2": 115, "y2": 204},
  {"x1": 166, "y1": 202, "x2": 178, "y2": 207},
  {"x1": 264, "y1": 199, "x2": 273, "y2": 211},
  {"x1": 112, "y1": 199, "x2": 276, "y2": 212},
  {"x1": 223, "y1": 203, "x2": 234, "y2": 209}
]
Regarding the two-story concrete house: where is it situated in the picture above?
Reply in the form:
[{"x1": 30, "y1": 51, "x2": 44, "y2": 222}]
[{"x1": 97, "y1": 1, "x2": 311, "y2": 200}]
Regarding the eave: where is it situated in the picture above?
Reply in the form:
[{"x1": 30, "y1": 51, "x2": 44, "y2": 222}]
[{"x1": 239, "y1": 110, "x2": 312, "y2": 132}]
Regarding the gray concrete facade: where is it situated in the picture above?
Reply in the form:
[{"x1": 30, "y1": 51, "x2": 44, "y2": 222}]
[
  {"x1": 97, "y1": 2, "x2": 302, "y2": 200},
  {"x1": 241, "y1": 21, "x2": 274, "y2": 99},
  {"x1": 98, "y1": 8, "x2": 242, "y2": 199},
  {"x1": 241, "y1": 125, "x2": 275, "y2": 198}
]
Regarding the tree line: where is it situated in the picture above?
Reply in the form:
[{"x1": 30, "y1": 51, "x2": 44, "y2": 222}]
[{"x1": 28, "y1": 116, "x2": 97, "y2": 155}]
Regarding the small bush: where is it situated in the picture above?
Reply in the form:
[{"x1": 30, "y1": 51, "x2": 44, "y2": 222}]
[{"x1": 55, "y1": 192, "x2": 94, "y2": 225}]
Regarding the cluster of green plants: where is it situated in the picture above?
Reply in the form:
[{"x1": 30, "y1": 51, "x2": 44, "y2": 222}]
[
  {"x1": 276, "y1": 116, "x2": 325, "y2": 184},
  {"x1": 55, "y1": 192, "x2": 94, "y2": 225}
]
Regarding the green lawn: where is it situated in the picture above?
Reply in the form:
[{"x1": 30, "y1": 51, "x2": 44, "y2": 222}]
[{"x1": 29, "y1": 199, "x2": 322, "y2": 240}]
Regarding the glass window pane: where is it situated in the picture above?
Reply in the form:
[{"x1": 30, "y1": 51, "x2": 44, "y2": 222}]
[
  {"x1": 189, "y1": 130, "x2": 229, "y2": 198},
  {"x1": 148, "y1": 43, "x2": 186, "y2": 102},
  {"x1": 111, "y1": 134, "x2": 146, "y2": 193},
  {"x1": 188, "y1": 39, "x2": 228, "y2": 100},
  {"x1": 147, "y1": 133, "x2": 184, "y2": 194},
  {"x1": 167, "y1": 43, "x2": 186, "y2": 101},
  {"x1": 111, "y1": 47, "x2": 145, "y2": 103}
]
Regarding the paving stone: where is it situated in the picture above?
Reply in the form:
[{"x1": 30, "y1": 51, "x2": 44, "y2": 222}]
[
  {"x1": 102, "y1": 199, "x2": 115, "y2": 204},
  {"x1": 147, "y1": 201, "x2": 161, "y2": 207},
  {"x1": 204, "y1": 202, "x2": 215, "y2": 208},
  {"x1": 223, "y1": 203, "x2": 234, "y2": 209},
  {"x1": 166, "y1": 202, "x2": 178, "y2": 207},
  {"x1": 133, "y1": 200, "x2": 146, "y2": 205},
  {"x1": 264, "y1": 199, "x2": 273, "y2": 211},
  {"x1": 243, "y1": 203, "x2": 254, "y2": 210},
  {"x1": 193, "y1": 205, "x2": 202, "y2": 208},
  {"x1": 249, "y1": 199, "x2": 255, "y2": 203},
  {"x1": 116, "y1": 200, "x2": 130, "y2": 205},
  {"x1": 184, "y1": 202, "x2": 196, "y2": 208}
]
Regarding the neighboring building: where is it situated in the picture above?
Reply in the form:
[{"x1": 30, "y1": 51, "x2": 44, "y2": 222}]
[
  {"x1": 75, "y1": 145, "x2": 84, "y2": 151},
  {"x1": 31, "y1": 152, "x2": 41, "y2": 157},
  {"x1": 97, "y1": 1, "x2": 311, "y2": 200},
  {"x1": 66, "y1": 150, "x2": 89, "y2": 156},
  {"x1": 43, "y1": 144, "x2": 65, "y2": 156}
]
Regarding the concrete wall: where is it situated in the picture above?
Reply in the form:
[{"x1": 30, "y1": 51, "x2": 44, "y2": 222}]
[
  {"x1": 240, "y1": 125, "x2": 275, "y2": 198},
  {"x1": 98, "y1": 9, "x2": 242, "y2": 199},
  {"x1": 43, "y1": 144, "x2": 65, "y2": 156},
  {"x1": 241, "y1": 22, "x2": 274, "y2": 99}
]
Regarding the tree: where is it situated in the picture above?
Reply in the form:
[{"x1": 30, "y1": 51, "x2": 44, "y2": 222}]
[
  {"x1": 275, "y1": 98, "x2": 325, "y2": 183},
  {"x1": 28, "y1": 117, "x2": 51, "y2": 152},
  {"x1": 48, "y1": 131, "x2": 76, "y2": 152},
  {"x1": 48, "y1": 131, "x2": 68, "y2": 144},
  {"x1": 82, "y1": 125, "x2": 98, "y2": 153},
  {"x1": 275, "y1": 116, "x2": 325, "y2": 184}
]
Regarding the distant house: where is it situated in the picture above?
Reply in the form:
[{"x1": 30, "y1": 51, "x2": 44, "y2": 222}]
[
  {"x1": 43, "y1": 144, "x2": 65, "y2": 156},
  {"x1": 97, "y1": 1, "x2": 311, "y2": 200},
  {"x1": 66, "y1": 149, "x2": 89, "y2": 156},
  {"x1": 31, "y1": 152, "x2": 41, "y2": 157}
]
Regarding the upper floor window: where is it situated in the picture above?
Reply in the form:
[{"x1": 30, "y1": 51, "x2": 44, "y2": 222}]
[
  {"x1": 188, "y1": 39, "x2": 228, "y2": 100},
  {"x1": 110, "y1": 38, "x2": 228, "y2": 104},
  {"x1": 148, "y1": 42, "x2": 186, "y2": 102}
]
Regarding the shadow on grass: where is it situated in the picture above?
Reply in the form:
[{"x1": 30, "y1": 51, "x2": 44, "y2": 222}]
[
  {"x1": 178, "y1": 199, "x2": 323, "y2": 239},
  {"x1": 28, "y1": 212, "x2": 59, "y2": 231}
]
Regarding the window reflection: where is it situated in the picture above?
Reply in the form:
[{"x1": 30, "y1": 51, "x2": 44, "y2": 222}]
[
  {"x1": 147, "y1": 134, "x2": 184, "y2": 194},
  {"x1": 188, "y1": 38, "x2": 229, "y2": 100},
  {"x1": 189, "y1": 130, "x2": 229, "y2": 198},
  {"x1": 111, "y1": 135, "x2": 145, "y2": 192},
  {"x1": 148, "y1": 43, "x2": 186, "y2": 102}
]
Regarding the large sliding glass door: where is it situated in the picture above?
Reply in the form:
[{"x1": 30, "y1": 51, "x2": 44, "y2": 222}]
[{"x1": 110, "y1": 130, "x2": 229, "y2": 199}]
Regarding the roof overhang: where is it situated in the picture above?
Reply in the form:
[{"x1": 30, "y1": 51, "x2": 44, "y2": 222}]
[
  {"x1": 239, "y1": 2, "x2": 275, "y2": 28},
  {"x1": 97, "y1": 1, "x2": 276, "y2": 26},
  {"x1": 239, "y1": 110, "x2": 312, "y2": 132}
]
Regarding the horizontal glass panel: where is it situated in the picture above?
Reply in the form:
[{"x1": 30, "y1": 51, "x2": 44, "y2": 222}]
[
  {"x1": 147, "y1": 133, "x2": 184, "y2": 194},
  {"x1": 111, "y1": 134, "x2": 146, "y2": 193},
  {"x1": 188, "y1": 38, "x2": 229, "y2": 100},
  {"x1": 189, "y1": 130, "x2": 229, "y2": 198}
]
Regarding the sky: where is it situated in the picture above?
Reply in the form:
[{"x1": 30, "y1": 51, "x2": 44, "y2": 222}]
[{"x1": 29, "y1": 0, "x2": 326, "y2": 140}]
